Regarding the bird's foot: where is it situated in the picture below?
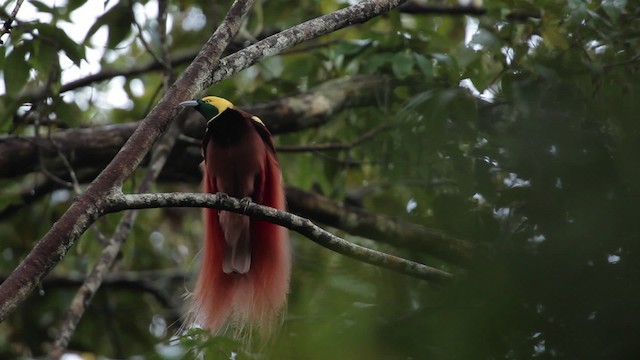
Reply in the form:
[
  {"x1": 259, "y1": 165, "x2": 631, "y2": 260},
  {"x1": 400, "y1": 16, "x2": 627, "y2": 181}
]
[
  {"x1": 239, "y1": 197, "x2": 253, "y2": 214},
  {"x1": 215, "y1": 193, "x2": 230, "y2": 215}
]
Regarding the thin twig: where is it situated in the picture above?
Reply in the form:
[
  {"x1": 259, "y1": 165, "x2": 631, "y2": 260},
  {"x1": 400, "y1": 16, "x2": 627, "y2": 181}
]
[
  {"x1": 48, "y1": 133, "x2": 82, "y2": 195},
  {"x1": 105, "y1": 192, "x2": 454, "y2": 284},
  {"x1": 132, "y1": 17, "x2": 169, "y2": 71},
  {"x1": 26, "y1": 270, "x2": 187, "y2": 310},
  {"x1": 0, "y1": 0, "x2": 24, "y2": 44},
  {"x1": 157, "y1": 0, "x2": 173, "y2": 89}
]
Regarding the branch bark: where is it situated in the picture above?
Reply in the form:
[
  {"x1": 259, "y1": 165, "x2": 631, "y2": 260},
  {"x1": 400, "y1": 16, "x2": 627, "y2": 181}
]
[
  {"x1": 105, "y1": 192, "x2": 454, "y2": 284},
  {"x1": 205, "y1": 0, "x2": 408, "y2": 87},
  {"x1": 0, "y1": 0, "x2": 410, "y2": 323},
  {"x1": 0, "y1": 0, "x2": 24, "y2": 44},
  {"x1": 0, "y1": 75, "x2": 389, "y2": 179}
]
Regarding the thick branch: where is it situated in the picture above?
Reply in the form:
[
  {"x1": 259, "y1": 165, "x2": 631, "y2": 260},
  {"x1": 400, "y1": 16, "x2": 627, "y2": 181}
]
[
  {"x1": 251, "y1": 76, "x2": 391, "y2": 134},
  {"x1": 105, "y1": 192, "x2": 453, "y2": 284},
  {"x1": 4, "y1": 160, "x2": 473, "y2": 267},
  {"x1": 205, "y1": 0, "x2": 409, "y2": 86},
  {"x1": 0, "y1": 75, "x2": 389, "y2": 179}
]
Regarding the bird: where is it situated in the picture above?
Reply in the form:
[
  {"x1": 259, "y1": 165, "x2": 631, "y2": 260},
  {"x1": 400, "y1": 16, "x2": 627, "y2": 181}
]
[{"x1": 180, "y1": 96, "x2": 291, "y2": 338}]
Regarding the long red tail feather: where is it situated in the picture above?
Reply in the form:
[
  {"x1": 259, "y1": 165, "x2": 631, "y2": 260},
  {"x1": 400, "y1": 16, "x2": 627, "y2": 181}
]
[{"x1": 189, "y1": 150, "x2": 290, "y2": 337}]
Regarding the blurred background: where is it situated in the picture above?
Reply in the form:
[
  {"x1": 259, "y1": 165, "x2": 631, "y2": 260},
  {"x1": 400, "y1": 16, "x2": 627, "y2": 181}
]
[{"x1": 1, "y1": 0, "x2": 640, "y2": 358}]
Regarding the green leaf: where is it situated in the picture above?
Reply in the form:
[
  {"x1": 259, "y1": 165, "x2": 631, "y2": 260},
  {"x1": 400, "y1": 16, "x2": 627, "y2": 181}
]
[
  {"x1": 391, "y1": 51, "x2": 414, "y2": 79},
  {"x1": 4, "y1": 45, "x2": 31, "y2": 96},
  {"x1": 84, "y1": 4, "x2": 134, "y2": 48},
  {"x1": 468, "y1": 63, "x2": 489, "y2": 92},
  {"x1": 413, "y1": 53, "x2": 433, "y2": 79},
  {"x1": 54, "y1": 100, "x2": 84, "y2": 127},
  {"x1": 469, "y1": 28, "x2": 502, "y2": 52},
  {"x1": 334, "y1": 40, "x2": 370, "y2": 56},
  {"x1": 66, "y1": 0, "x2": 88, "y2": 13},
  {"x1": 363, "y1": 52, "x2": 393, "y2": 73},
  {"x1": 59, "y1": 34, "x2": 85, "y2": 66},
  {"x1": 27, "y1": 23, "x2": 85, "y2": 66},
  {"x1": 31, "y1": 41, "x2": 57, "y2": 80},
  {"x1": 432, "y1": 53, "x2": 460, "y2": 82},
  {"x1": 0, "y1": 46, "x2": 6, "y2": 69},
  {"x1": 29, "y1": 0, "x2": 55, "y2": 13},
  {"x1": 107, "y1": 7, "x2": 134, "y2": 49},
  {"x1": 541, "y1": 14, "x2": 569, "y2": 50},
  {"x1": 0, "y1": 193, "x2": 23, "y2": 213},
  {"x1": 602, "y1": 0, "x2": 627, "y2": 22}
]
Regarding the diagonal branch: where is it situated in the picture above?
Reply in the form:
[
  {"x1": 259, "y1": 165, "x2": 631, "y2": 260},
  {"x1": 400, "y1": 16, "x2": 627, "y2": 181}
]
[
  {"x1": 0, "y1": 0, "x2": 24, "y2": 44},
  {"x1": 105, "y1": 192, "x2": 454, "y2": 284},
  {"x1": 205, "y1": 0, "x2": 408, "y2": 87}
]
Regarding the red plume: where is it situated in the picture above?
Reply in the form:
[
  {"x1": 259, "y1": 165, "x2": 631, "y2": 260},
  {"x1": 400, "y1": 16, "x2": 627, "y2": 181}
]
[{"x1": 189, "y1": 108, "x2": 290, "y2": 338}]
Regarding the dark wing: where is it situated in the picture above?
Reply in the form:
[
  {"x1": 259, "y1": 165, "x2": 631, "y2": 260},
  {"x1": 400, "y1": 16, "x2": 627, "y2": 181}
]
[{"x1": 237, "y1": 108, "x2": 278, "y2": 155}]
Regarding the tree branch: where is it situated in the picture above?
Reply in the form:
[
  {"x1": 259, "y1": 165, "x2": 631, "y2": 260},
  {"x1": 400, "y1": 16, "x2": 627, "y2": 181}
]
[
  {"x1": 205, "y1": 0, "x2": 409, "y2": 87},
  {"x1": 105, "y1": 192, "x2": 453, "y2": 284},
  {"x1": 252, "y1": 76, "x2": 392, "y2": 134},
  {"x1": 1, "y1": 269, "x2": 187, "y2": 310},
  {"x1": 0, "y1": 0, "x2": 24, "y2": 44},
  {"x1": 0, "y1": 75, "x2": 390, "y2": 179}
]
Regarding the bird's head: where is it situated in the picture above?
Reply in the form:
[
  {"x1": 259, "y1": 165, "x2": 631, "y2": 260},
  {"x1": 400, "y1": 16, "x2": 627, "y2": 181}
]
[{"x1": 180, "y1": 96, "x2": 235, "y2": 125}]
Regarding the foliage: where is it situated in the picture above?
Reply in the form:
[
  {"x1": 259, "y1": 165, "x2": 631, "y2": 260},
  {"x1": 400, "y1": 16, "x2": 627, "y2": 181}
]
[{"x1": 1, "y1": 0, "x2": 640, "y2": 358}]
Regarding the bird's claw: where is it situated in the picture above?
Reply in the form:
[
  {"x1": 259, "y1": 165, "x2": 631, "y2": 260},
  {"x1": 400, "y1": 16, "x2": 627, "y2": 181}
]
[{"x1": 239, "y1": 197, "x2": 252, "y2": 214}]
